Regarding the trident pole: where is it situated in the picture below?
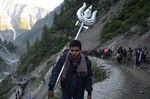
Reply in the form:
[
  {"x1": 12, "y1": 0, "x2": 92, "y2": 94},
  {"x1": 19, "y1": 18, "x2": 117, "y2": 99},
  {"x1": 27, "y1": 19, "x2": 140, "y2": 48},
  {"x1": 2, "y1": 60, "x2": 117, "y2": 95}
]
[{"x1": 75, "y1": 23, "x2": 84, "y2": 40}]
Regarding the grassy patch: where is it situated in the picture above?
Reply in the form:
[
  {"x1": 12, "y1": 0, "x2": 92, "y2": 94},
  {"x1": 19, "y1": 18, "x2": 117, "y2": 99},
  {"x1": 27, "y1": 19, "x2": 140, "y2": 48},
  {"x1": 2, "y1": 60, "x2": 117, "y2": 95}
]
[
  {"x1": 101, "y1": 0, "x2": 150, "y2": 42},
  {"x1": 92, "y1": 61, "x2": 107, "y2": 83}
]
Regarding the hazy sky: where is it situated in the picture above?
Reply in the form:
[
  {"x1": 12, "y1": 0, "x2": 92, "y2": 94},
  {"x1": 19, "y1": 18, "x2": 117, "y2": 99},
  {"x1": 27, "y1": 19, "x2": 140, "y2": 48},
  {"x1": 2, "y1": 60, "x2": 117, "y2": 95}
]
[{"x1": 14, "y1": 0, "x2": 64, "y2": 11}]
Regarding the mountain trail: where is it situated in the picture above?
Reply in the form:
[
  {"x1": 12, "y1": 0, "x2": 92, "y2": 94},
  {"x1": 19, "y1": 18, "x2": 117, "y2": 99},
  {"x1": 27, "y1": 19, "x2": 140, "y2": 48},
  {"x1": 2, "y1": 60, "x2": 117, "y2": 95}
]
[{"x1": 21, "y1": 55, "x2": 150, "y2": 99}]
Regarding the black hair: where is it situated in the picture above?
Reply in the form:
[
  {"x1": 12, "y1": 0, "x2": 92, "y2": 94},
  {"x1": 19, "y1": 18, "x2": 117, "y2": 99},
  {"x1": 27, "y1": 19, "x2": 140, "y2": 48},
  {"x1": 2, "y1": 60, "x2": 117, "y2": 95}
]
[{"x1": 69, "y1": 40, "x2": 82, "y2": 49}]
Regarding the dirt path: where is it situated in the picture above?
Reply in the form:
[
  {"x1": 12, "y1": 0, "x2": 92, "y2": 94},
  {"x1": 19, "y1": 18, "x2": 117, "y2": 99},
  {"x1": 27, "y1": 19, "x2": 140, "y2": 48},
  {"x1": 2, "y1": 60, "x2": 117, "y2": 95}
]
[
  {"x1": 28, "y1": 56, "x2": 150, "y2": 99},
  {"x1": 102, "y1": 57, "x2": 150, "y2": 99},
  {"x1": 32, "y1": 68, "x2": 52, "y2": 99},
  {"x1": 18, "y1": 54, "x2": 150, "y2": 99},
  {"x1": 120, "y1": 66, "x2": 150, "y2": 99}
]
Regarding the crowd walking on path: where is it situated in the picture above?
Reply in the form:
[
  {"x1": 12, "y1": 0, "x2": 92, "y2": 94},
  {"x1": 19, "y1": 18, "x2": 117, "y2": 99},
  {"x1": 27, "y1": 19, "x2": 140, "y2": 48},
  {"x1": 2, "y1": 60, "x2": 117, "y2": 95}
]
[{"x1": 83, "y1": 45, "x2": 149, "y2": 69}]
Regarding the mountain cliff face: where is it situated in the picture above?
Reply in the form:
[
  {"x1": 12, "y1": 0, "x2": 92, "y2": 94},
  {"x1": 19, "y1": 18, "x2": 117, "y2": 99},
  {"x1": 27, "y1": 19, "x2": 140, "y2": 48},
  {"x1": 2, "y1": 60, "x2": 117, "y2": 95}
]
[
  {"x1": 0, "y1": 0, "x2": 62, "y2": 73},
  {"x1": 0, "y1": 0, "x2": 50, "y2": 42},
  {"x1": 13, "y1": 5, "x2": 62, "y2": 50}
]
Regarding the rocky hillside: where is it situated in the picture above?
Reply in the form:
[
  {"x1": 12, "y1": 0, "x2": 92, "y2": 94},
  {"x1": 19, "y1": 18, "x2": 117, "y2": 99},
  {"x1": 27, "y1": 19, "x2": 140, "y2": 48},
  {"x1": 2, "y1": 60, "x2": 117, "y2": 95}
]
[
  {"x1": 0, "y1": 0, "x2": 50, "y2": 42},
  {"x1": 79, "y1": 0, "x2": 150, "y2": 51},
  {"x1": 15, "y1": 0, "x2": 150, "y2": 75}
]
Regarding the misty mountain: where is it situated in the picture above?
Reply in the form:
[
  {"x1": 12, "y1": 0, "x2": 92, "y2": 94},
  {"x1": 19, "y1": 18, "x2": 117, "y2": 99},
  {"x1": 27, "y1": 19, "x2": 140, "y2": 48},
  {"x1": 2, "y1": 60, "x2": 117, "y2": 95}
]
[
  {"x1": 13, "y1": 5, "x2": 62, "y2": 50},
  {"x1": 0, "y1": 0, "x2": 50, "y2": 42},
  {"x1": 0, "y1": 0, "x2": 62, "y2": 71}
]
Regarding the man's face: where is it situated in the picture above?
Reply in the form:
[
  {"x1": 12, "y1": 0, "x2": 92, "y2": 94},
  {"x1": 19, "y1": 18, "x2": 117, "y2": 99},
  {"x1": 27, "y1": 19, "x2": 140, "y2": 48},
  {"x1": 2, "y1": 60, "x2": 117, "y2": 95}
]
[{"x1": 69, "y1": 46, "x2": 81, "y2": 60}]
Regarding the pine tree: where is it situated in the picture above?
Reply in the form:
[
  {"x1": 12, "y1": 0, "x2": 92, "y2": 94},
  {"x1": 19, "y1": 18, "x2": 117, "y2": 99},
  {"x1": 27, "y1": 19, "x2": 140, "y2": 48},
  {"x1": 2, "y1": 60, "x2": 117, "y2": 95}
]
[
  {"x1": 41, "y1": 25, "x2": 51, "y2": 56},
  {"x1": 26, "y1": 40, "x2": 30, "y2": 52}
]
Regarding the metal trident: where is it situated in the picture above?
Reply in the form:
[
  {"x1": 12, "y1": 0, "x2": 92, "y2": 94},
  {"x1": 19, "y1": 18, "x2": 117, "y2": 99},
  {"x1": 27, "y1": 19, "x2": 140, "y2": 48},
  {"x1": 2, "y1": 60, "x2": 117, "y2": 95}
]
[
  {"x1": 53, "y1": 2, "x2": 97, "y2": 92},
  {"x1": 75, "y1": 2, "x2": 97, "y2": 39}
]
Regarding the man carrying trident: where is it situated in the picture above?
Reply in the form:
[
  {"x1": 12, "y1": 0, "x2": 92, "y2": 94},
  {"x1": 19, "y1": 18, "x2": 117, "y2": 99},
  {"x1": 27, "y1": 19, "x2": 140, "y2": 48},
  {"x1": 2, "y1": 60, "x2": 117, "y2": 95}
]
[{"x1": 48, "y1": 2, "x2": 97, "y2": 99}]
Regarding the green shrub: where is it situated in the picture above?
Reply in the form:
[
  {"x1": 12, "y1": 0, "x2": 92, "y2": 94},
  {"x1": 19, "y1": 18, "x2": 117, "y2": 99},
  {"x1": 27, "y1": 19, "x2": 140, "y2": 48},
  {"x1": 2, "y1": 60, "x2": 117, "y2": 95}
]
[
  {"x1": 138, "y1": 0, "x2": 148, "y2": 8},
  {"x1": 92, "y1": 61, "x2": 106, "y2": 83},
  {"x1": 143, "y1": 2, "x2": 150, "y2": 12},
  {"x1": 0, "y1": 76, "x2": 13, "y2": 99},
  {"x1": 101, "y1": 0, "x2": 150, "y2": 42}
]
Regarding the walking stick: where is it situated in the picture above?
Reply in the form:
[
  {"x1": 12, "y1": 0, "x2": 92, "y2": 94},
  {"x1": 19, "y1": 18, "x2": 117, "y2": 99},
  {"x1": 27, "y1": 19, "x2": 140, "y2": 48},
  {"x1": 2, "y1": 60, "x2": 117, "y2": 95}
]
[{"x1": 53, "y1": 2, "x2": 97, "y2": 92}]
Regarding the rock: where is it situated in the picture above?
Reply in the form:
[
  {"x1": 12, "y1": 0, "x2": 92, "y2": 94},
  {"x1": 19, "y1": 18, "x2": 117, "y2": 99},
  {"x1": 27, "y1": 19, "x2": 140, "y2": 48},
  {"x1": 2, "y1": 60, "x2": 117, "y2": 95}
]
[
  {"x1": 139, "y1": 91, "x2": 144, "y2": 94},
  {"x1": 147, "y1": 17, "x2": 150, "y2": 26},
  {"x1": 130, "y1": 25, "x2": 142, "y2": 33}
]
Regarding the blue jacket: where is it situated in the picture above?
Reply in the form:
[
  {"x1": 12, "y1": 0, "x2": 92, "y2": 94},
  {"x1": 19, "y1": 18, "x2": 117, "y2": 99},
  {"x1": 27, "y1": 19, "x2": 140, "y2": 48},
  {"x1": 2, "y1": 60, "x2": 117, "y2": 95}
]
[{"x1": 48, "y1": 52, "x2": 93, "y2": 96}]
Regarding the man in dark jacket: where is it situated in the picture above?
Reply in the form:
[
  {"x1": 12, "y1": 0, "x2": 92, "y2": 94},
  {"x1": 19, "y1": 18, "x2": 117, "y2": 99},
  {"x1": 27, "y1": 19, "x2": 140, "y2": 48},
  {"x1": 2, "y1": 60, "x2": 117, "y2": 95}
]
[
  {"x1": 48, "y1": 40, "x2": 93, "y2": 99},
  {"x1": 135, "y1": 48, "x2": 143, "y2": 68},
  {"x1": 117, "y1": 46, "x2": 124, "y2": 55}
]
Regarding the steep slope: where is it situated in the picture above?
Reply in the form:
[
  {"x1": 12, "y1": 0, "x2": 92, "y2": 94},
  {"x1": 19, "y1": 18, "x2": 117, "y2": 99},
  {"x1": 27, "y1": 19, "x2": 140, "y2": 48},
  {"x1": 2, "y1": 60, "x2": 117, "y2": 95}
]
[
  {"x1": 79, "y1": 0, "x2": 150, "y2": 50},
  {"x1": 0, "y1": 0, "x2": 62, "y2": 70},
  {"x1": 79, "y1": 0, "x2": 127, "y2": 50},
  {"x1": 0, "y1": 0, "x2": 50, "y2": 42},
  {"x1": 0, "y1": 0, "x2": 54, "y2": 80},
  {"x1": 13, "y1": 5, "x2": 62, "y2": 49}
]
